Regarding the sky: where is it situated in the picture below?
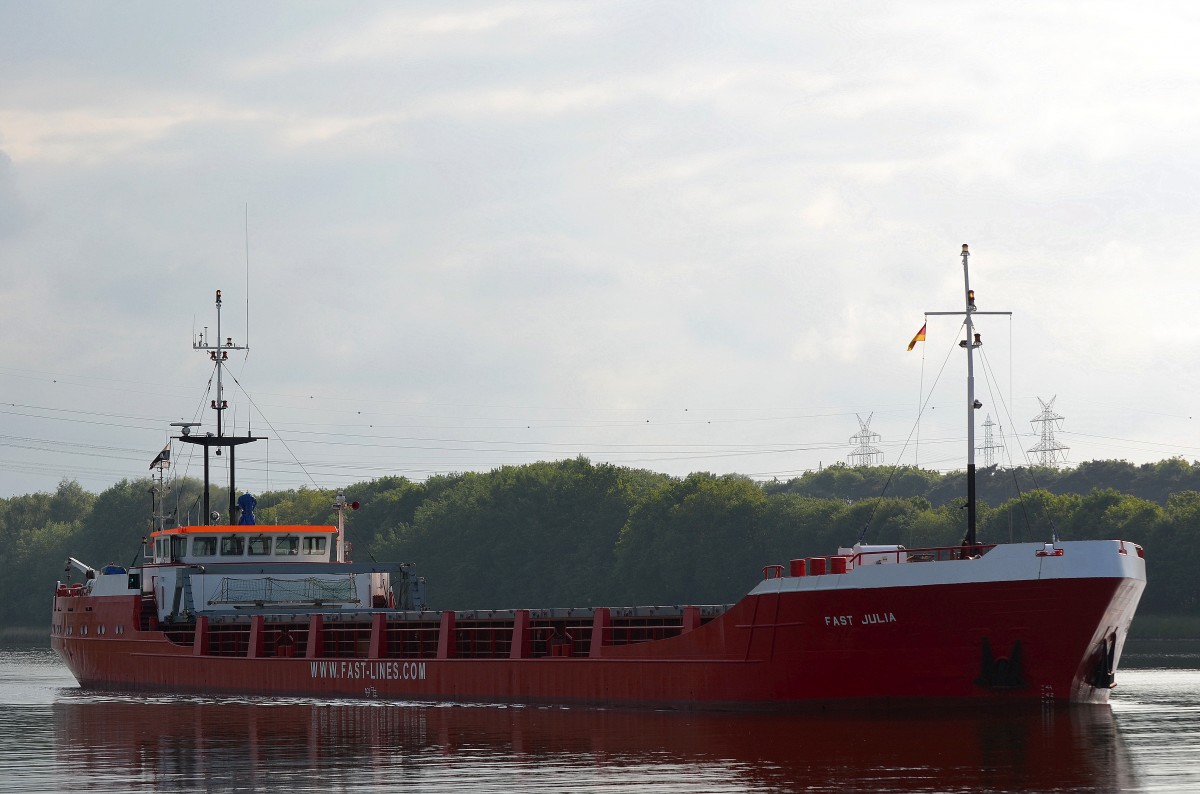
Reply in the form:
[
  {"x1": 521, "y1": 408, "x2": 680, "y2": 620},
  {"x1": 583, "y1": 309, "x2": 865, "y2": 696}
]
[{"x1": 3, "y1": 1, "x2": 1200, "y2": 502}]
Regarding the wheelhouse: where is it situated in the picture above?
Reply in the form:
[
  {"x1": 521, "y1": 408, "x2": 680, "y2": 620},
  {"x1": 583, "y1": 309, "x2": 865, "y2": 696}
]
[{"x1": 148, "y1": 525, "x2": 338, "y2": 565}]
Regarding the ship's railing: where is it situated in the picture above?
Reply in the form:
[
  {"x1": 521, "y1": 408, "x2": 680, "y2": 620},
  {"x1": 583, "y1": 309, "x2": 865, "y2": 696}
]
[
  {"x1": 763, "y1": 544, "x2": 1000, "y2": 579},
  {"x1": 208, "y1": 575, "x2": 360, "y2": 606},
  {"x1": 385, "y1": 620, "x2": 442, "y2": 659},
  {"x1": 175, "y1": 605, "x2": 732, "y2": 661},
  {"x1": 321, "y1": 620, "x2": 374, "y2": 657},
  {"x1": 863, "y1": 543, "x2": 999, "y2": 565}
]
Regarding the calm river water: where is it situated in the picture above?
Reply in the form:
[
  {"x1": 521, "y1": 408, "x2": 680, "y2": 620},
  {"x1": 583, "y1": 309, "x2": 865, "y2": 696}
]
[{"x1": 3, "y1": 642, "x2": 1197, "y2": 793}]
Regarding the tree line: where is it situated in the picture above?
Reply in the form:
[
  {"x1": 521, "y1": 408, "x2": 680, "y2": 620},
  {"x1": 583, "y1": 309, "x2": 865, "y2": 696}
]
[{"x1": 6, "y1": 458, "x2": 1194, "y2": 629}]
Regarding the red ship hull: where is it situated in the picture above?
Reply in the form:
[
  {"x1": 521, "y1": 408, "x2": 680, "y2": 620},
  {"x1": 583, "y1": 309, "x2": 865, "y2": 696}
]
[{"x1": 51, "y1": 541, "x2": 1145, "y2": 709}]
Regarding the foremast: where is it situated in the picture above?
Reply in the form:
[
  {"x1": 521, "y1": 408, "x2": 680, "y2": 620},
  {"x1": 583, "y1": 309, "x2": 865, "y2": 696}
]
[
  {"x1": 926, "y1": 244, "x2": 1011, "y2": 546},
  {"x1": 181, "y1": 289, "x2": 261, "y2": 525}
]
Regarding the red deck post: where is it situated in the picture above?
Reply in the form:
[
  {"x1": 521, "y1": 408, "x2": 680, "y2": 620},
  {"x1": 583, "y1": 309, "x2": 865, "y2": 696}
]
[
  {"x1": 192, "y1": 615, "x2": 209, "y2": 657},
  {"x1": 682, "y1": 605, "x2": 701, "y2": 634},
  {"x1": 247, "y1": 615, "x2": 265, "y2": 658},
  {"x1": 589, "y1": 608, "x2": 611, "y2": 658},
  {"x1": 510, "y1": 609, "x2": 531, "y2": 659},
  {"x1": 368, "y1": 612, "x2": 387, "y2": 659},
  {"x1": 437, "y1": 611, "x2": 457, "y2": 659},
  {"x1": 305, "y1": 614, "x2": 324, "y2": 659}
]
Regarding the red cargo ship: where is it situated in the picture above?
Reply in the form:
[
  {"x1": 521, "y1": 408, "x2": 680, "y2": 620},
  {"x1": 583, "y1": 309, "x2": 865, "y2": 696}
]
[{"x1": 51, "y1": 247, "x2": 1146, "y2": 709}]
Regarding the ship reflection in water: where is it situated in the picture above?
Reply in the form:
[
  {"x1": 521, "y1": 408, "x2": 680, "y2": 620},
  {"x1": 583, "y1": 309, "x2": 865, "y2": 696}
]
[{"x1": 53, "y1": 696, "x2": 1135, "y2": 793}]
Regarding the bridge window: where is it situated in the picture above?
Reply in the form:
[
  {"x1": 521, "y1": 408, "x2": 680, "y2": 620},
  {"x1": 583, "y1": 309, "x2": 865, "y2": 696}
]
[
  {"x1": 220, "y1": 537, "x2": 245, "y2": 557},
  {"x1": 248, "y1": 537, "x2": 271, "y2": 556},
  {"x1": 275, "y1": 537, "x2": 299, "y2": 556},
  {"x1": 302, "y1": 537, "x2": 327, "y2": 556},
  {"x1": 192, "y1": 537, "x2": 218, "y2": 556}
]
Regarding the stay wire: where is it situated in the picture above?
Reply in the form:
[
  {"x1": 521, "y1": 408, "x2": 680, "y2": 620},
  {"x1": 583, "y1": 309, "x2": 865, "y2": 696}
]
[
  {"x1": 223, "y1": 369, "x2": 321, "y2": 490},
  {"x1": 857, "y1": 321, "x2": 963, "y2": 544},
  {"x1": 978, "y1": 338, "x2": 1058, "y2": 542}
]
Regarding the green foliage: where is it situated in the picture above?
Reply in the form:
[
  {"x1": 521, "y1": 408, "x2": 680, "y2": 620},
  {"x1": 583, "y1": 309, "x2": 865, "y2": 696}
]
[
  {"x1": 903, "y1": 502, "x2": 963, "y2": 548},
  {"x1": 76, "y1": 479, "x2": 158, "y2": 566},
  {"x1": 5, "y1": 520, "x2": 79, "y2": 626},
  {"x1": 1141, "y1": 491, "x2": 1200, "y2": 614},
  {"x1": 616, "y1": 473, "x2": 767, "y2": 604},
  {"x1": 376, "y1": 458, "x2": 662, "y2": 609},
  {"x1": 257, "y1": 486, "x2": 338, "y2": 526},
  {"x1": 769, "y1": 458, "x2": 1200, "y2": 511},
  {"x1": 759, "y1": 494, "x2": 848, "y2": 563},
  {"x1": 7, "y1": 458, "x2": 1200, "y2": 629}
]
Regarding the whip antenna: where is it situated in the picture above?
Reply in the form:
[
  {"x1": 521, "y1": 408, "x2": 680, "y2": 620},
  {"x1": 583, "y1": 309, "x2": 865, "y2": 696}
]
[{"x1": 244, "y1": 203, "x2": 251, "y2": 352}]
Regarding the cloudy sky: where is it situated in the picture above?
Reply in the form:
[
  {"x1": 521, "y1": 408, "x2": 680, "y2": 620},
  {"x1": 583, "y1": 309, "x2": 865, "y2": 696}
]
[{"x1": 2, "y1": 1, "x2": 1199, "y2": 501}]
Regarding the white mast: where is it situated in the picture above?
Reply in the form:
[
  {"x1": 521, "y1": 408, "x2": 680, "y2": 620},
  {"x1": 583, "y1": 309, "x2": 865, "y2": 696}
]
[
  {"x1": 183, "y1": 290, "x2": 259, "y2": 525},
  {"x1": 962, "y1": 245, "x2": 981, "y2": 542},
  {"x1": 925, "y1": 244, "x2": 1011, "y2": 546}
]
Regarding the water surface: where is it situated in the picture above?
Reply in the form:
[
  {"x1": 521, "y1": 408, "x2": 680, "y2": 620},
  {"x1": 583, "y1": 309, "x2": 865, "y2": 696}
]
[{"x1": 7, "y1": 646, "x2": 1198, "y2": 793}]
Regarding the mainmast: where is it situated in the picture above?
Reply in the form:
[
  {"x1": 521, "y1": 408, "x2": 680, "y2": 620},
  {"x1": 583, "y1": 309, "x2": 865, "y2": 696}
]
[
  {"x1": 962, "y1": 245, "x2": 980, "y2": 545},
  {"x1": 179, "y1": 289, "x2": 261, "y2": 525},
  {"x1": 925, "y1": 244, "x2": 1011, "y2": 547}
]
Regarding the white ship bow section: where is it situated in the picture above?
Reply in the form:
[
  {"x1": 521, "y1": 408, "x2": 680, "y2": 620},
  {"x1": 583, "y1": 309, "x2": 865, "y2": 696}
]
[{"x1": 749, "y1": 541, "x2": 1146, "y2": 595}]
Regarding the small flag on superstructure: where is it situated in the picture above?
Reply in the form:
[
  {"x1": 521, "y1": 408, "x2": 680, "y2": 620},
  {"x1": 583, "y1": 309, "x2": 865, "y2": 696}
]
[{"x1": 149, "y1": 444, "x2": 171, "y2": 470}]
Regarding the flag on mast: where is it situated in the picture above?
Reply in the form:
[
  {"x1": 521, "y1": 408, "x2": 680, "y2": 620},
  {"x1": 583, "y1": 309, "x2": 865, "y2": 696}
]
[
  {"x1": 907, "y1": 322, "x2": 927, "y2": 351},
  {"x1": 149, "y1": 444, "x2": 171, "y2": 470}
]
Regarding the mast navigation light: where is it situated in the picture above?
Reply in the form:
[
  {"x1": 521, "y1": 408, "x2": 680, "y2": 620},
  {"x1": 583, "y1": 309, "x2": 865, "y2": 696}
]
[
  {"x1": 333, "y1": 494, "x2": 361, "y2": 511},
  {"x1": 968, "y1": 290, "x2": 976, "y2": 310}
]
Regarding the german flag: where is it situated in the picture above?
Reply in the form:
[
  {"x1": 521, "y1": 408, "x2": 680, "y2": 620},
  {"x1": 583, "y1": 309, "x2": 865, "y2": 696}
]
[{"x1": 907, "y1": 322, "x2": 927, "y2": 351}]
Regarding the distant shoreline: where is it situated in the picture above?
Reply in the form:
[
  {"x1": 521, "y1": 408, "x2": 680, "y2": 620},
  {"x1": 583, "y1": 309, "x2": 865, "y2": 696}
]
[
  {"x1": 0, "y1": 627, "x2": 48, "y2": 645},
  {"x1": 1128, "y1": 614, "x2": 1200, "y2": 640}
]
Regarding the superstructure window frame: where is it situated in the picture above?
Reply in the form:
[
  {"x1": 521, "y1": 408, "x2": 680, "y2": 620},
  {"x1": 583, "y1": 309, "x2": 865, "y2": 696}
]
[{"x1": 220, "y1": 536, "x2": 245, "y2": 557}]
